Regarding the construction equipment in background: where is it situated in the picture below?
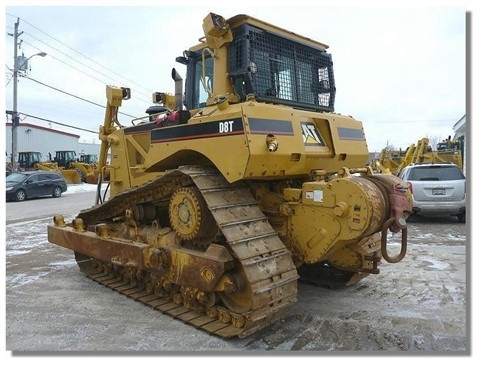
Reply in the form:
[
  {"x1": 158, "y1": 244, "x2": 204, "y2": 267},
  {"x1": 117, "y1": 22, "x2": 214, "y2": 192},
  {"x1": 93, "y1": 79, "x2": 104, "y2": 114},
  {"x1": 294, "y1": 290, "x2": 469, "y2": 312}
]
[
  {"x1": 12, "y1": 151, "x2": 81, "y2": 184},
  {"x1": 371, "y1": 137, "x2": 463, "y2": 175},
  {"x1": 53, "y1": 150, "x2": 97, "y2": 184},
  {"x1": 79, "y1": 153, "x2": 111, "y2": 183},
  {"x1": 78, "y1": 153, "x2": 98, "y2": 165},
  {"x1": 435, "y1": 136, "x2": 464, "y2": 167},
  {"x1": 48, "y1": 12, "x2": 412, "y2": 339},
  {"x1": 370, "y1": 148, "x2": 407, "y2": 174},
  {"x1": 6, "y1": 151, "x2": 43, "y2": 176},
  {"x1": 16, "y1": 151, "x2": 42, "y2": 171}
]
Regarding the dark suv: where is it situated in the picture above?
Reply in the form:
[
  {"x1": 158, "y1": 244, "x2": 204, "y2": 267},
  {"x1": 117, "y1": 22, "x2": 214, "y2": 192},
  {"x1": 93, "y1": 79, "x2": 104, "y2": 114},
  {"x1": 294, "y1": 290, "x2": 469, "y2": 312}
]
[
  {"x1": 398, "y1": 163, "x2": 466, "y2": 222},
  {"x1": 6, "y1": 171, "x2": 68, "y2": 202}
]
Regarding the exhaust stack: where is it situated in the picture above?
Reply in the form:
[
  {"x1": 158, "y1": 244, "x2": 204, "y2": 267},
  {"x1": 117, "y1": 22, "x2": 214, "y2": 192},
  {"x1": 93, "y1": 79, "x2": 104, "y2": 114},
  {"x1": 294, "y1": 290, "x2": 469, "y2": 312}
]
[{"x1": 171, "y1": 68, "x2": 183, "y2": 111}]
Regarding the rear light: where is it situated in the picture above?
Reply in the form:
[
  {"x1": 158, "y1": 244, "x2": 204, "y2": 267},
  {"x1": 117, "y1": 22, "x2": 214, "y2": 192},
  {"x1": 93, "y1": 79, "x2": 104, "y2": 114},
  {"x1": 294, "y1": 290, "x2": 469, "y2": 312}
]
[{"x1": 406, "y1": 181, "x2": 413, "y2": 194}]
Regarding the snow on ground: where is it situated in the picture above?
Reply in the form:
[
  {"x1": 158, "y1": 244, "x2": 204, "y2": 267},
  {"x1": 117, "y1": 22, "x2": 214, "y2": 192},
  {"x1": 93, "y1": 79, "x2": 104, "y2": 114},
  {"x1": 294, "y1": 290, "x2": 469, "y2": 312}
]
[{"x1": 64, "y1": 183, "x2": 104, "y2": 194}]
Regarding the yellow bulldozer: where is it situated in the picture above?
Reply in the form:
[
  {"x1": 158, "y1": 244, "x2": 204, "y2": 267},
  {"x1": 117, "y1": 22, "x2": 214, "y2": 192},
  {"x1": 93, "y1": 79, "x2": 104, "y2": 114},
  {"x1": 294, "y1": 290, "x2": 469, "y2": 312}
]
[
  {"x1": 48, "y1": 13, "x2": 412, "y2": 338},
  {"x1": 371, "y1": 137, "x2": 463, "y2": 175}
]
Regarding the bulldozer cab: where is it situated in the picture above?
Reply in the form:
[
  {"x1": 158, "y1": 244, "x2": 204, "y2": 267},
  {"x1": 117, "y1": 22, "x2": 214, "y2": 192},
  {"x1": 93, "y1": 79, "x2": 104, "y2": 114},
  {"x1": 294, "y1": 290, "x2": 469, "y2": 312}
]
[
  {"x1": 179, "y1": 13, "x2": 336, "y2": 112},
  {"x1": 54, "y1": 151, "x2": 77, "y2": 167}
]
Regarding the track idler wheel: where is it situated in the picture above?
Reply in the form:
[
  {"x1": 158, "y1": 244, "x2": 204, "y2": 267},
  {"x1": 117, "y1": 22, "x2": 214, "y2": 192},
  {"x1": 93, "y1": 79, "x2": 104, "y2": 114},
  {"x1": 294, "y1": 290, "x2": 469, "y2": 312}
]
[{"x1": 168, "y1": 187, "x2": 217, "y2": 241}]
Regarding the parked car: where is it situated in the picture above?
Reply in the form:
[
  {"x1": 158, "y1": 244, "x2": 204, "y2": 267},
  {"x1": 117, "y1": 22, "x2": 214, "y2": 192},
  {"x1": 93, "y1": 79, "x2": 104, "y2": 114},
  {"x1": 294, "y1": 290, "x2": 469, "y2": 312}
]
[
  {"x1": 6, "y1": 171, "x2": 68, "y2": 202},
  {"x1": 398, "y1": 163, "x2": 466, "y2": 222}
]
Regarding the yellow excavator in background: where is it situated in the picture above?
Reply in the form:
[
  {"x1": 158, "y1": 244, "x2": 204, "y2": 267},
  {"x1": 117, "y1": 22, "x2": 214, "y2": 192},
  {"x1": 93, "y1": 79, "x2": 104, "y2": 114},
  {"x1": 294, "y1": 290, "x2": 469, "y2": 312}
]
[{"x1": 48, "y1": 13, "x2": 412, "y2": 338}]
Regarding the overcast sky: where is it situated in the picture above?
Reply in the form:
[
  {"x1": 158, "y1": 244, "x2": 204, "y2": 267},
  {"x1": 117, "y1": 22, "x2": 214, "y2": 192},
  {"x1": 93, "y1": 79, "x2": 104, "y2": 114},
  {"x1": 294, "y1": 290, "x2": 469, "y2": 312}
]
[{"x1": 1, "y1": 1, "x2": 472, "y2": 153}]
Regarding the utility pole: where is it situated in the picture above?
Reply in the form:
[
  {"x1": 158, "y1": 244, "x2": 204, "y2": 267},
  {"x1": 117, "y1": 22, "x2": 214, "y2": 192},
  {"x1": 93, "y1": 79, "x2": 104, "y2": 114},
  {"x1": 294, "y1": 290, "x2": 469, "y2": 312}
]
[
  {"x1": 11, "y1": 18, "x2": 22, "y2": 173},
  {"x1": 8, "y1": 18, "x2": 46, "y2": 173}
]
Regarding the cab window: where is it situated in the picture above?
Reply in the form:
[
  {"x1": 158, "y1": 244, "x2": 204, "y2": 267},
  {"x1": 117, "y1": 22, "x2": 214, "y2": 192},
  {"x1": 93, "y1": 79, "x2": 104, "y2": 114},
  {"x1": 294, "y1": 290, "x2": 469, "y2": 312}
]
[{"x1": 193, "y1": 54, "x2": 214, "y2": 108}]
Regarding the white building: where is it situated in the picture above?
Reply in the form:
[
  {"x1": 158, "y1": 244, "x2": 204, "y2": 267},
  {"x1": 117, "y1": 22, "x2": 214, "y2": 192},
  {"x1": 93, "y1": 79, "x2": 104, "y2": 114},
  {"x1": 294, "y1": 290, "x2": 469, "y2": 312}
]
[
  {"x1": 5, "y1": 122, "x2": 101, "y2": 163},
  {"x1": 78, "y1": 142, "x2": 102, "y2": 158},
  {"x1": 452, "y1": 114, "x2": 467, "y2": 175}
]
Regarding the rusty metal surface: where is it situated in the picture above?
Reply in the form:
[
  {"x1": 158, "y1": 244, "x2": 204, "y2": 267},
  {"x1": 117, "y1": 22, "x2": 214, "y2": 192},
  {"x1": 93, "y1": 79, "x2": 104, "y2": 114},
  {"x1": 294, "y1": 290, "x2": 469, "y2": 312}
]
[
  {"x1": 49, "y1": 166, "x2": 298, "y2": 339},
  {"x1": 47, "y1": 165, "x2": 412, "y2": 338}
]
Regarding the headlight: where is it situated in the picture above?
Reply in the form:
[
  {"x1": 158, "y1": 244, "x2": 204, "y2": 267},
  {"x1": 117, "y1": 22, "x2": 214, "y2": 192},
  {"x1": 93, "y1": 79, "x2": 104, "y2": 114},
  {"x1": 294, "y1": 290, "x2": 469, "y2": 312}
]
[{"x1": 6, "y1": 186, "x2": 13, "y2": 191}]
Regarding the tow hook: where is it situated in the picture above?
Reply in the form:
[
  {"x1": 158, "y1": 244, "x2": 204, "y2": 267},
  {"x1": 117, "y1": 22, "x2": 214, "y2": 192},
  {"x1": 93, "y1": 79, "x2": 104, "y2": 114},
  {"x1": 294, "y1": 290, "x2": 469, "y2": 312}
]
[{"x1": 381, "y1": 217, "x2": 408, "y2": 263}]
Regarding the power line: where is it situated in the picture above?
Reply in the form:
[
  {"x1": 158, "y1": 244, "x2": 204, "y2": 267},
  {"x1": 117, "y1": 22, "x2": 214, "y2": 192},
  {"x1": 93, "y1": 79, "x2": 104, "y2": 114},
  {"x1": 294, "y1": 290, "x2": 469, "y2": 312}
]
[
  {"x1": 22, "y1": 75, "x2": 105, "y2": 108},
  {"x1": 21, "y1": 74, "x2": 138, "y2": 119},
  {"x1": 5, "y1": 65, "x2": 14, "y2": 86},
  {"x1": 6, "y1": 13, "x2": 155, "y2": 100},
  {"x1": 19, "y1": 37, "x2": 152, "y2": 104},
  {"x1": 13, "y1": 37, "x2": 152, "y2": 105},
  {"x1": 5, "y1": 14, "x2": 154, "y2": 111},
  {"x1": 363, "y1": 119, "x2": 459, "y2": 125},
  {"x1": 16, "y1": 112, "x2": 97, "y2": 134}
]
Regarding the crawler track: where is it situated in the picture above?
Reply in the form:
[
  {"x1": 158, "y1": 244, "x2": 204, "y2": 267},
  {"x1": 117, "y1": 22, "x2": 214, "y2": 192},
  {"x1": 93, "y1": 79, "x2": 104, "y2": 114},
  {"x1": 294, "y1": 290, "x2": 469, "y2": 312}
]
[{"x1": 73, "y1": 166, "x2": 299, "y2": 338}]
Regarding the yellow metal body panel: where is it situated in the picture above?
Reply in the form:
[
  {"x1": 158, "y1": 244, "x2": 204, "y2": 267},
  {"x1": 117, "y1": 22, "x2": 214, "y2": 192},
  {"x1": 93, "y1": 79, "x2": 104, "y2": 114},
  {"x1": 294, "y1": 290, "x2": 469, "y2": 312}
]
[
  {"x1": 105, "y1": 101, "x2": 369, "y2": 197},
  {"x1": 284, "y1": 177, "x2": 387, "y2": 265}
]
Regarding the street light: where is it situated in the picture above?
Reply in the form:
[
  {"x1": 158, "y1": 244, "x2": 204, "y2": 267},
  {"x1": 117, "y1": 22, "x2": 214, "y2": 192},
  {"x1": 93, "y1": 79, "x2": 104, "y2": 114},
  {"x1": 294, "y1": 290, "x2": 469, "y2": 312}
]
[{"x1": 11, "y1": 50, "x2": 47, "y2": 172}]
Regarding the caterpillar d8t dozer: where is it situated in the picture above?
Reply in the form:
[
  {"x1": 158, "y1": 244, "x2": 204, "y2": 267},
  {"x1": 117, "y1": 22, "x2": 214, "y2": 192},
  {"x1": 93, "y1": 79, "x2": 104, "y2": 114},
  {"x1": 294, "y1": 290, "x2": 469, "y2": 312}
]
[{"x1": 48, "y1": 13, "x2": 412, "y2": 339}]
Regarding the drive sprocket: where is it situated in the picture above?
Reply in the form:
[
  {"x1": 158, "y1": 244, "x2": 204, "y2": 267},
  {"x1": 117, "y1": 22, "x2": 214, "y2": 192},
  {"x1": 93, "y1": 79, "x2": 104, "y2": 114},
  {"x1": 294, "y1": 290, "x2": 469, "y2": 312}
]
[{"x1": 169, "y1": 186, "x2": 217, "y2": 240}]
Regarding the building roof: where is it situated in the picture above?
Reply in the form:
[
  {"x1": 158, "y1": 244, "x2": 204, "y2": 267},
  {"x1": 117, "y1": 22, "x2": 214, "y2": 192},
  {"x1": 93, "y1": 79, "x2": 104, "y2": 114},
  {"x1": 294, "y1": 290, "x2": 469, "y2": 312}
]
[
  {"x1": 453, "y1": 114, "x2": 466, "y2": 133},
  {"x1": 6, "y1": 122, "x2": 80, "y2": 139}
]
